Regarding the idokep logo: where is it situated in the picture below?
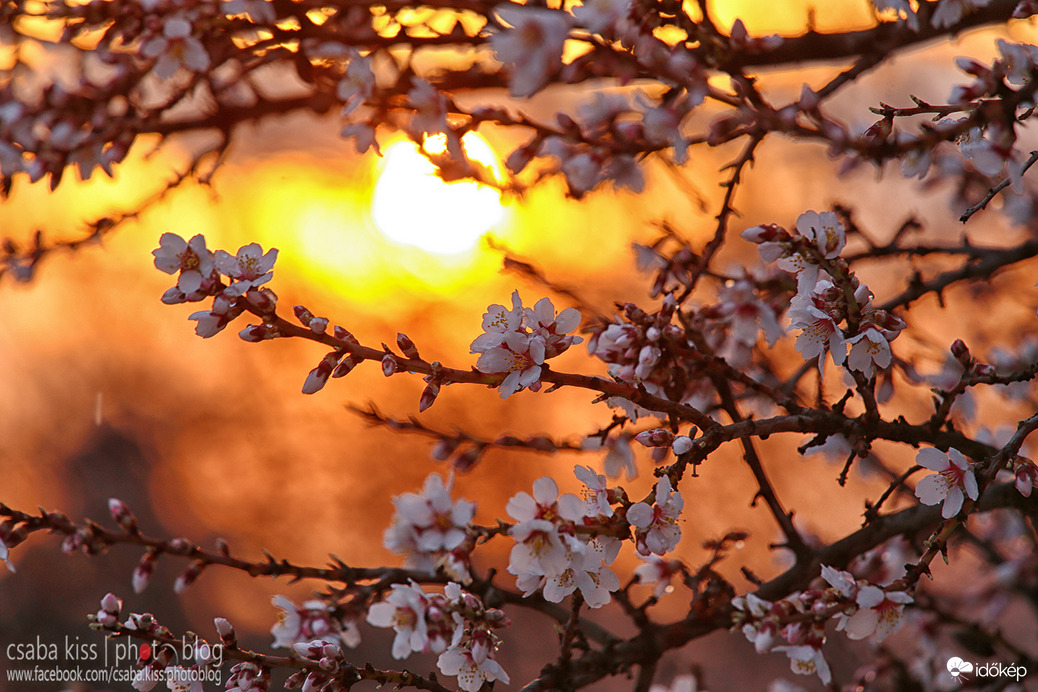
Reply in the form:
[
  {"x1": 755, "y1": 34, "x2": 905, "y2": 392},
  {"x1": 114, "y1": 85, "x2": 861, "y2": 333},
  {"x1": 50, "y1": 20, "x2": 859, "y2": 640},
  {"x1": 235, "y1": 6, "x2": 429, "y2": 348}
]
[
  {"x1": 947, "y1": 657, "x2": 1028, "y2": 684},
  {"x1": 946, "y1": 657, "x2": 973, "y2": 682}
]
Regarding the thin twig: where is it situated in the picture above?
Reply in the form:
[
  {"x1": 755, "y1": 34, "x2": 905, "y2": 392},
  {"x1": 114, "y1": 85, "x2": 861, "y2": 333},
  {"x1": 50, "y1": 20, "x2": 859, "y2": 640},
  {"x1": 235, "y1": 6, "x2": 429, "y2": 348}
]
[{"x1": 960, "y1": 150, "x2": 1038, "y2": 222}]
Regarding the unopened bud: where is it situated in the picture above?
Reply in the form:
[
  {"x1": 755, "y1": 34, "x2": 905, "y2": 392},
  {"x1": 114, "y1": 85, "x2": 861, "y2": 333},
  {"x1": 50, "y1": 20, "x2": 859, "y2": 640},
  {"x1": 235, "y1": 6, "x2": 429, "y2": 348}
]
[
  {"x1": 100, "y1": 593, "x2": 121, "y2": 614},
  {"x1": 239, "y1": 323, "x2": 275, "y2": 342},
  {"x1": 309, "y1": 317, "x2": 329, "y2": 334},
  {"x1": 332, "y1": 355, "x2": 356, "y2": 378},
  {"x1": 284, "y1": 670, "x2": 307, "y2": 689},
  {"x1": 293, "y1": 305, "x2": 313, "y2": 326},
  {"x1": 485, "y1": 608, "x2": 511, "y2": 628},
  {"x1": 108, "y1": 498, "x2": 138, "y2": 533},
  {"x1": 635, "y1": 428, "x2": 675, "y2": 447},
  {"x1": 333, "y1": 326, "x2": 358, "y2": 344},
  {"x1": 418, "y1": 383, "x2": 440, "y2": 412},
  {"x1": 302, "y1": 353, "x2": 337, "y2": 394},
  {"x1": 623, "y1": 303, "x2": 648, "y2": 323},
  {"x1": 431, "y1": 438, "x2": 459, "y2": 461},
  {"x1": 452, "y1": 446, "x2": 482, "y2": 472},
  {"x1": 168, "y1": 538, "x2": 193, "y2": 554},
  {"x1": 382, "y1": 354, "x2": 399, "y2": 376},
  {"x1": 396, "y1": 333, "x2": 420, "y2": 359},
  {"x1": 173, "y1": 560, "x2": 205, "y2": 594},
  {"x1": 214, "y1": 618, "x2": 237, "y2": 647},
  {"x1": 672, "y1": 434, "x2": 695, "y2": 455},
  {"x1": 951, "y1": 339, "x2": 971, "y2": 364},
  {"x1": 245, "y1": 287, "x2": 277, "y2": 313},
  {"x1": 133, "y1": 551, "x2": 157, "y2": 594},
  {"x1": 740, "y1": 224, "x2": 786, "y2": 244}
]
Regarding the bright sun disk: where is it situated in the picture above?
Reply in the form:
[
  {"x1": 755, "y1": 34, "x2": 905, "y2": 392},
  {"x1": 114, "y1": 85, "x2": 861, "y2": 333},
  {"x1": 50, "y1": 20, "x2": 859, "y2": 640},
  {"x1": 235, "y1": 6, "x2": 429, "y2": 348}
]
[{"x1": 371, "y1": 133, "x2": 507, "y2": 255}]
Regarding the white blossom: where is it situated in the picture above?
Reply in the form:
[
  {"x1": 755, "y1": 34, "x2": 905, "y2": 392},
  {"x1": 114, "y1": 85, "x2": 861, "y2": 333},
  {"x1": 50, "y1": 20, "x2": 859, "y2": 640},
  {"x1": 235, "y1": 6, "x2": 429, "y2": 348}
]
[
  {"x1": 490, "y1": 6, "x2": 572, "y2": 97},
  {"x1": 627, "y1": 475, "x2": 683, "y2": 555},
  {"x1": 915, "y1": 447, "x2": 979, "y2": 518}
]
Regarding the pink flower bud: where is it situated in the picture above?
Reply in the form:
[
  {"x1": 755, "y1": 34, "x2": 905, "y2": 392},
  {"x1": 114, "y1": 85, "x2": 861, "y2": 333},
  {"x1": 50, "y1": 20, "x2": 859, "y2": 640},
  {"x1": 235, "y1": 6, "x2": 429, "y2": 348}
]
[
  {"x1": 133, "y1": 551, "x2": 157, "y2": 594},
  {"x1": 246, "y1": 287, "x2": 277, "y2": 313},
  {"x1": 302, "y1": 354, "x2": 337, "y2": 394},
  {"x1": 382, "y1": 354, "x2": 398, "y2": 376},
  {"x1": 100, "y1": 592, "x2": 121, "y2": 614},
  {"x1": 431, "y1": 438, "x2": 459, "y2": 460},
  {"x1": 672, "y1": 435, "x2": 695, "y2": 455},
  {"x1": 452, "y1": 446, "x2": 482, "y2": 472},
  {"x1": 418, "y1": 383, "x2": 440, "y2": 412},
  {"x1": 214, "y1": 618, "x2": 237, "y2": 647},
  {"x1": 96, "y1": 592, "x2": 122, "y2": 627},
  {"x1": 396, "y1": 333, "x2": 420, "y2": 359},
  {"x1": 1015, "y1": 459, "x2": 1038, "y2": 497},
  {"x1": 108, "y1": 498, "x2": 138, "y2": 532},
  {"x1": 333, "y1": 325, "x2": 356, "y2": 343},
  {"x1": 635, "y1": 428, "x2": 675, "y2": 447},
  {"x1": 173, "y1": 560, "x2": 205, "y2": 594},
  {"x1": 285, "y1": 670, "x2": 307, "y2": 689},
  {"x1": 332, "y1": 355, "x2": 356, "y2": 378},
  {"x1": 293, "y1": 305, "x2": 313, "y2": 326},
  {"x1": 310, "y1": 317, "x2": 328, "y2": 334},
  {"x1": 168, "y1": 538, "x2": 193, "y2": 554},
  {"x1": 951, "y1": 339, "x2": 971, "y2": 363},
  {"x1": 740, "y1": 223, "x2": 786, "y2": 244}
]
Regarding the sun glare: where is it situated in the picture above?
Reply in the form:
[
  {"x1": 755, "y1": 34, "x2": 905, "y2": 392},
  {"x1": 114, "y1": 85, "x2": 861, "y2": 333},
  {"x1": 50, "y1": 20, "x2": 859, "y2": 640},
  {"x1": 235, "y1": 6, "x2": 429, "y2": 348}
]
[{"x1": 371, "y1": 133, "x2": 507, "y2": 255}]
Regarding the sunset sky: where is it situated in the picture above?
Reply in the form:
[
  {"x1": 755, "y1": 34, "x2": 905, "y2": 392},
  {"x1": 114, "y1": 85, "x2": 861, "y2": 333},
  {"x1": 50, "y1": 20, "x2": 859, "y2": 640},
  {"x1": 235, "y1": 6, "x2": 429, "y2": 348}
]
[{"x1": 3, "y1": 3, "x2": 1038, "y2": 688}]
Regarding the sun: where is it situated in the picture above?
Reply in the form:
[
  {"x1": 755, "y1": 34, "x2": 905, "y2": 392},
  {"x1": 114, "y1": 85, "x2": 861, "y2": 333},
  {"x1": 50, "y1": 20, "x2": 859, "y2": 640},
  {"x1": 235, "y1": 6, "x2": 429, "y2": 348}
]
[{"x1": 371, "y1": 132, "x2": 508, "y2": 255}]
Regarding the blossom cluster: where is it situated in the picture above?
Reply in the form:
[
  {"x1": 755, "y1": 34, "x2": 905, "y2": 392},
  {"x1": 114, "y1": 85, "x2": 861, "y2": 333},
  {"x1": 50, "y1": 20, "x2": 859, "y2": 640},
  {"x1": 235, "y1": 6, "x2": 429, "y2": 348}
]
[
  {"x1": 732, "y1": 563, "x2": 913, "y2": 684},
  {"x1": 366, "y1": 581, "x2": 510, "y2": 692},
  {"x1": 742, "y1": 211, "x2": 906, "y2": 374},
  {"x1": 506, "y1": 474, "x2": 622, "y2": 608},
  {"x1": 470, "y1": 290, "x2": 583, "y2": 398},
  {"x1": 152, "y1": 233, "x2": 278, "y2": 338},
  {"x1": 383, "y1": 473, "x2": 476, "y2": 583}
]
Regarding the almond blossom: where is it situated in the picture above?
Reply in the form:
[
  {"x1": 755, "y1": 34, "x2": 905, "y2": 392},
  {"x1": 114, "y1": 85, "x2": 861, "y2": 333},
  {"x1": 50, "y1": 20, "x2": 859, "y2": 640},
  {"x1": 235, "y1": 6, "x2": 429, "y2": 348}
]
[
  {"x1": 214, "y1": 243, "x2": 278, "y2": 297},
  {"x1": 366, "y1": 581, "x2": 454, "y2": 659},
  {"x1": 0, "y1": 535, "x2": 14, "y2": 573},
  {"x1": 776, "y1": 211, "x2": 846, "y2": 292},
  {"x1": 337, "y1": 52, "x2": 376, "y2": 117},
  {"x1": 634, "y1": 554, "x2": 681, "y2": 597},
  {"x1": 570, "y1": 0, "x2": 631, "y2": 34},
  {"x1": 141, "y1": 17, "x2": 211, "y2": 80},
  {"x1": 471, "y1": 291, "x2": 582, "y2": 398},
  {"x1": 153, "y1": 233, "x2": 215, "y2": 295},
  {"x1": 383, "y1": 473, "x2": 476, "y2": 581},
  {"x1": 821, "y1": 564, "x2": 912, "y2": 641},
  {"x1": 731, "y1": 592, "x2": 781, "y2": 653},
  {"x1": 627, "y1": 475, "x2": 683, "y2": 555},
  {"x1": 915, "y1": 447, "x2": 979, "y2": 518},
  {"x1": 582, "y1": 433, "x2": 638, "y2": 478},
  {"x1": 775, "y1": 644, "x2": 831, "y2": 685},
  {"x1": 384, "y1": 473, "x2": 474, "y2": 555},
  {"x1": 847, "y1": 327, "x2": 892, "y2": 375},
  {"x1": 574, "y1": 464, "x2": 614, "y2": 517},
  {"x1": 517, "y1": 535, "x2": 620, "y2": 607},
  {"x1": 437, "y1": 642, "x2": 510, "y2": 692},
  {"x1": 490, "y1": 6, "x2": 572, "y2": 97},
  {"x1": 506, "y1": 477, "x2": 585, "y2": 576},
  {"x1": 270, "y1": 595, "x2": 360, "y2": 650},
  {"x1": 842, "y1": 584, "x2": 913, "y2": 641}
]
